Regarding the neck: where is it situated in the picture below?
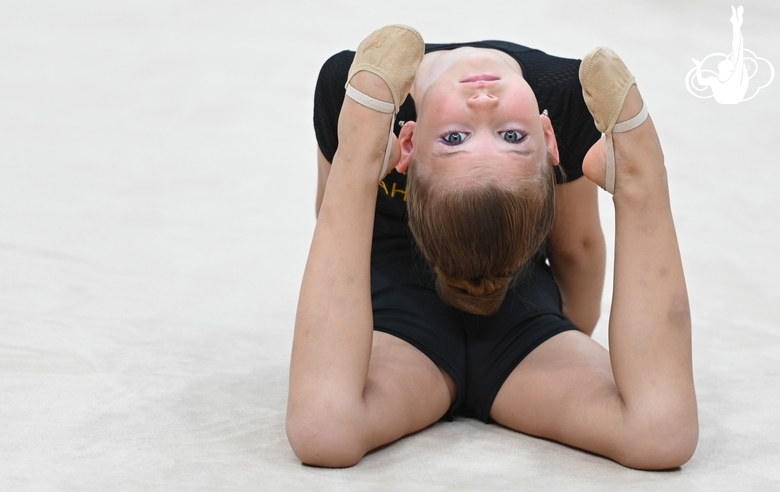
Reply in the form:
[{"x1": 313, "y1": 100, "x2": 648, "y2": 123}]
[{"x1": 411, "y1": 47, "x2": 523, "y2": 104}]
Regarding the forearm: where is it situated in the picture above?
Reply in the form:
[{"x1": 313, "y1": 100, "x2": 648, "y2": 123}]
[{"x1": 549, "y1": 235, "x2": 606, "y2": 335}]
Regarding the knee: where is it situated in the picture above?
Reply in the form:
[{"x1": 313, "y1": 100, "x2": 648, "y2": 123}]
[
  {"x1": 286, "y1": 405, "x2": 367, "y2": 468},
  {"x1": 617, "y1": 412, "x2": 699, "y2": 470}
]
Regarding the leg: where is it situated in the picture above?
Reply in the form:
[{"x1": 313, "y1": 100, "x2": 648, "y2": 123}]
[
  {"x1": 288, "y1": 330, "x2": 454, "y2": 467},
  {"x1": 287, "y1": 32, "x2": 454, "y2": 466},
  {"x1": 492, "y1": 78, "x2": 697, "y2": 470}
]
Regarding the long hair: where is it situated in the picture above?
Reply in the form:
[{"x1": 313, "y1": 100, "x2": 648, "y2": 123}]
[{"x1": 407, "y1": 156, "x2": 557, "y2": 316}]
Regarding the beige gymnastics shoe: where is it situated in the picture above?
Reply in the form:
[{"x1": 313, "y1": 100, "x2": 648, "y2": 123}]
[
  {"x1": 344, "y1": 25, "x2": 424, "y2": 181},
  {"x1": 579, "y1": 47, "x2": 649, "y2": 194}
]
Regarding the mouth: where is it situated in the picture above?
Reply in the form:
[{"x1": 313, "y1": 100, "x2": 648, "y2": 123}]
[{"x1": 460, "y1": 74, "x2": 500, "y2": 83}]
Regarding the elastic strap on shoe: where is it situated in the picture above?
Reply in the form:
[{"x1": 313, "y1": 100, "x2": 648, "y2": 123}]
[
  {"x1": 613, "y1": 102, "x2": 648, "y2": 133},
  {"x1": 346, "y1": 84, "x2": 395, "y2": 114}
]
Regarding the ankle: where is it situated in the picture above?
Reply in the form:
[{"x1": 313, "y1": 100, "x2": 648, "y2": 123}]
[{"x1": 612, "y1": 167, "x2": 670, "y2": 207}]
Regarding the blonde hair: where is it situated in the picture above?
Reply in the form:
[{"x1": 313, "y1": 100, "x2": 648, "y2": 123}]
[{"x1": 407, "y1": 156, "x2": 557, "y2": 316}]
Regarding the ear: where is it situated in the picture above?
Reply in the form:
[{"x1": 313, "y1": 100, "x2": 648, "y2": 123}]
[
  {"x1": 395, "y1": 121, "x2": 416, "y2": 174},
  {"x1": 541, "y1": 113, "x2": 560, "y2": 166}
]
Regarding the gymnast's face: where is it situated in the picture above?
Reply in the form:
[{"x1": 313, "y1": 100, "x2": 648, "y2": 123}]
[{"x1": 397, "y1": 49, "x2": 557, "y2": 185}]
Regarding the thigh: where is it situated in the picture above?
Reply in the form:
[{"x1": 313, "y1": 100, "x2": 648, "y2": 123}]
[
  {"x1": 490, "y1": 330, "x2": 627, "y2": 461},
  {"x1": 464, "y1": 259, "x2": 576, "y2": 421},
  {"x1": 360, "y1": 331, "x2": 456, "y2": 452},
  {"x1": 370, "y1": 241, "x2": 467, "y2": 415}
]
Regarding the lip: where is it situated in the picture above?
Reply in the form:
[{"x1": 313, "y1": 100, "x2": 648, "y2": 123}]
[{"x1": 460, "y1": 74, "x2": 500, "y2": 83}]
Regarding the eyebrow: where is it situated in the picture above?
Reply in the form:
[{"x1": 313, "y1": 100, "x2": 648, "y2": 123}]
[{"x1": 433, "y1": 148, "x2": 535, "y2": 159}]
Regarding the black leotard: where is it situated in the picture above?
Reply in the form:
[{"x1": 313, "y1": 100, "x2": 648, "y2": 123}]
[{"x1": 312, "y1": 41, "x2": 601, "y2": 422}]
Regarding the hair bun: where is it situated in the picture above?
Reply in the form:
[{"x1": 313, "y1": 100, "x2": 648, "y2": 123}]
[
  {"x1": 407, "y1": 160, "x2": 557, "y2": 318},
  {"x1": 435, "y1": 268, "x2": 513, "y2": 316}
]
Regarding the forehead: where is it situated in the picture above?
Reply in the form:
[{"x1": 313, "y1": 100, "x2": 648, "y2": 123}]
[{"x1": 417, "y1": 147, "x2": 543, "y2": 188}]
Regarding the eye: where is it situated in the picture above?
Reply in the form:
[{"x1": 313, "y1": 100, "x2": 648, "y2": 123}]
[
  {"x1": 501, "y1": 130, "x2": 524, "y2": 143},
  {"x1": 442, "y1": 132, "x2": 468, "y2": 145}
]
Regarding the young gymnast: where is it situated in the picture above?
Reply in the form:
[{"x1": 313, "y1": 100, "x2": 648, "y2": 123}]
[{"x1": 287, "y1": 25, "x2": 698, "y2": 470}]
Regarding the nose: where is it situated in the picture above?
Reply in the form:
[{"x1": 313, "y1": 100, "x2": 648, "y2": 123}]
[{"x1": 467, "y1": 92, "x2": 499, "y2": 109}]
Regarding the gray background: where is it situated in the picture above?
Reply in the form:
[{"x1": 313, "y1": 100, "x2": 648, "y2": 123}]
[{"x1": 1, "y1": 0, "x2": 779, "y2": 490}]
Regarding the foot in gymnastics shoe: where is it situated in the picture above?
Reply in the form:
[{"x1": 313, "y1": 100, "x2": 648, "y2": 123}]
[
  {"x1": 579, "y1": 47, "x2": 649, "y2": 194},
  {"x1": 344, "y1": 25, "x2": 424, "y2": 181}
]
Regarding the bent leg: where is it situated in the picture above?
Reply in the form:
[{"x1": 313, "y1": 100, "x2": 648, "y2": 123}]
[
  {"x1": 287, "y1": 66, "x2": 455, "y2": 467},
  {"x1": 492, "y1": 331, "x2": 695, "y2": 469},
  {"x1": 288, "y1": 331, "x2": 454, "y2": 467},
  {"x1": 493, "y1": 84, "x2": 697, "y2": 470}
]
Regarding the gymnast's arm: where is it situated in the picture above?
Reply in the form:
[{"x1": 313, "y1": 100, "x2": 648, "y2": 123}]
[{"x1": 546, "y1": 174, "x2": 606, "y2": 336}]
